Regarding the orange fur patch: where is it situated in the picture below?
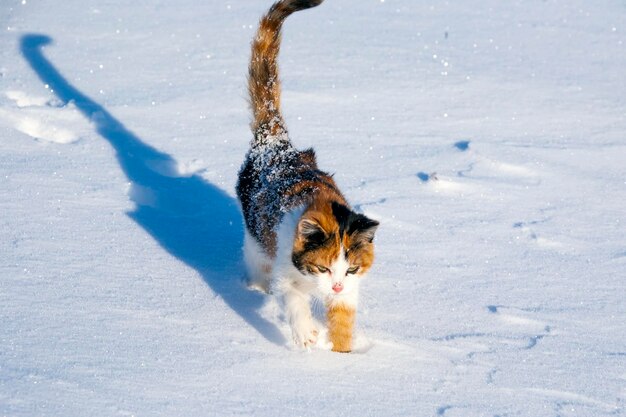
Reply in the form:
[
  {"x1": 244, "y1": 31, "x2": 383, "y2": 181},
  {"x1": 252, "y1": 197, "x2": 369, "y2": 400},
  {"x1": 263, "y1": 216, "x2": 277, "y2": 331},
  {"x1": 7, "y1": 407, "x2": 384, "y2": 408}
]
[
  {"x1": 248, "y1": 1, "x2": 324, "y2": 136},
  {"x1": 327, "y1": 303, "x2": 355, "y2": 353}
]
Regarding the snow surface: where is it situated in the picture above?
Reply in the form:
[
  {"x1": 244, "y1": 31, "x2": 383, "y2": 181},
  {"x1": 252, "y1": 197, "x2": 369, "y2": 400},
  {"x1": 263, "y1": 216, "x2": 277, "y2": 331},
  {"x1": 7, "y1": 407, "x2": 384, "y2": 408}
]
[{"x1": 1, "y1": 0, "x2": 625, "y2": 416}]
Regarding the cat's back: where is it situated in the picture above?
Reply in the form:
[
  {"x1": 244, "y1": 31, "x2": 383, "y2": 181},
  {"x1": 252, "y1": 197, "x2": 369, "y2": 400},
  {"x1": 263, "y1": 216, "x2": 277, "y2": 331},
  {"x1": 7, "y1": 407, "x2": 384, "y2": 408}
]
[{"x1": 236, "y1": 137, "x2": 327, "y2": 256}]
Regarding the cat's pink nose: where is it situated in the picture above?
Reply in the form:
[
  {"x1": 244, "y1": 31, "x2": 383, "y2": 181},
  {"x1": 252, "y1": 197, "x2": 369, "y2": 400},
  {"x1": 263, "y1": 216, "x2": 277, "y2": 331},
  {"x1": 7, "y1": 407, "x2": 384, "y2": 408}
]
[{"x1": 332, "y1": 283, "x2": 343, "y2": 293}]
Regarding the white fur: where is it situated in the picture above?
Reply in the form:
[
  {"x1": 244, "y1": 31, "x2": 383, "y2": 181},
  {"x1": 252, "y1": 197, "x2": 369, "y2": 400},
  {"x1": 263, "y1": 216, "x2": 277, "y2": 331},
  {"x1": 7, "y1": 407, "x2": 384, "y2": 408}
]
[
  {"x1": 243, "y1": 229, "x2": 273, "y2": 293},
  {"x1": 270, "y1": 208, "x2": 317, "y2": 347},
  {"x1": 316, "y1": 247, "x2": 361, "y2": 308}
]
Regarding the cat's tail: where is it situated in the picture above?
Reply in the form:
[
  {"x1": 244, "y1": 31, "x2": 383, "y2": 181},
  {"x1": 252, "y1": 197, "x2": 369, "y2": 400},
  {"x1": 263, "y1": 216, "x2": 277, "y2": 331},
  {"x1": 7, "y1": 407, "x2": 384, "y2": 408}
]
[{"x1": 248, "y1": 0, "x2": 324, "y2": 138}]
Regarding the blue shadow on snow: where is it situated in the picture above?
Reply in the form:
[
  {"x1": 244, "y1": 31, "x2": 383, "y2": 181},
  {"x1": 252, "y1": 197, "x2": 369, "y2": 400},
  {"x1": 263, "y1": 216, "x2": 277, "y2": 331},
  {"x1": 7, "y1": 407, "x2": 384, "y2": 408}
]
[
  {"x1": 416, "y1": 172, "x2": 431, "y2": 182},
  {"x1": 453, "y1": 140, "x2": 470, "y2": 151},
  {"x1": 20, "y1": 34, "x2": 285, "y2": 345}
]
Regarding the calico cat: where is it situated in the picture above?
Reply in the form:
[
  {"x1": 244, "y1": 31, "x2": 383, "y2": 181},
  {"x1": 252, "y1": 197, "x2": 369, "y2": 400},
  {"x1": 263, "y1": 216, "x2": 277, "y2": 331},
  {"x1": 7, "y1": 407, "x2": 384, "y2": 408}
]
[{"x1": 236, "y1": 0, "x2": 379, "y2": 353}]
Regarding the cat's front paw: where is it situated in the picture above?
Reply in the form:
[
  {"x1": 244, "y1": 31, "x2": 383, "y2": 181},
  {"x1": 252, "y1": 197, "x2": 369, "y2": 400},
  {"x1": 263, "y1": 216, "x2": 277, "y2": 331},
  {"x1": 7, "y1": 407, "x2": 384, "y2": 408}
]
[{"x1": 291, "y1": 321, "x2": 319, "y2": 349}]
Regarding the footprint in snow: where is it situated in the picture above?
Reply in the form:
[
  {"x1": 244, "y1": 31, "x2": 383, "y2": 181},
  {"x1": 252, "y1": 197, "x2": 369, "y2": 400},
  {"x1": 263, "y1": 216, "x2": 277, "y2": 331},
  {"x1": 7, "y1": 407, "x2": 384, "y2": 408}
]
[
  {"x1": 486, "y1": 305, "x2": 552, "y2": 350},
  {"x1": 513, "y1": 220, "x2": 564, "y2": 250}
]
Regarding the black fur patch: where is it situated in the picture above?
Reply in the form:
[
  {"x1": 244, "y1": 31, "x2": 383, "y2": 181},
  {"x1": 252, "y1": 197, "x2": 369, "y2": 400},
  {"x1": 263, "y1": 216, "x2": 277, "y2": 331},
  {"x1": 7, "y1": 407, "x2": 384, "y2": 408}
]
[
  {"x1": 303, "y1": 229, "x2": 332, "y2": 251},
  {"x1": 347, "y1": 215, "x2": 379, "y2": 241},
  {"x1": 331, "y1": 201, "x2": 379, "y2": 242},
  {"x1": 331, "y1": 202, "x2": 352, "y2": 237},
  {"x1": 291, "y1": 0, "x2": 324, "y2": 11},
  {"x1": 291, "y1": 251, "x2": 306, "y2": 272}
]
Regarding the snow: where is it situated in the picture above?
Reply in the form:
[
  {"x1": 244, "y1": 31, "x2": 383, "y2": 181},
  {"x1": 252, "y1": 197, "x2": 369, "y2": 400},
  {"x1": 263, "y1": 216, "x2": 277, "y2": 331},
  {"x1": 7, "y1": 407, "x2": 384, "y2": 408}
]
[{"x1": 1, "y1": 0, "x2": 625, "y2": 416}]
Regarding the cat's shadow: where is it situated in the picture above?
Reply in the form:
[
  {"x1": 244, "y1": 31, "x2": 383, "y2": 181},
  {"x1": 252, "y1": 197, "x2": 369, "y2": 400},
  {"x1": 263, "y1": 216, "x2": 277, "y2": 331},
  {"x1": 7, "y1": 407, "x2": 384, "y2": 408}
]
[{"x1": 21, "y1": 34, "x2": 286, "y2": 346}]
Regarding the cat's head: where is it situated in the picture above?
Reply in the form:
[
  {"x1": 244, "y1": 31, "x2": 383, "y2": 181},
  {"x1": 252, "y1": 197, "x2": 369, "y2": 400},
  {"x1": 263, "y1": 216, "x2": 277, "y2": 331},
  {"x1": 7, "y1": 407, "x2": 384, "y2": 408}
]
[{"x1": 291, "y1": 201, "x2": 379, "y2": 298}]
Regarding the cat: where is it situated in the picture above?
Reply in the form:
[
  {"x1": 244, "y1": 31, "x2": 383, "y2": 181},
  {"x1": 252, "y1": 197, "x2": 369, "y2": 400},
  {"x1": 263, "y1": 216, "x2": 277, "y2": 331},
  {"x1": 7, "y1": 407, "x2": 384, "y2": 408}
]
[{"x1": 236, "y1": 0, "x2": 379, "y2": 353}]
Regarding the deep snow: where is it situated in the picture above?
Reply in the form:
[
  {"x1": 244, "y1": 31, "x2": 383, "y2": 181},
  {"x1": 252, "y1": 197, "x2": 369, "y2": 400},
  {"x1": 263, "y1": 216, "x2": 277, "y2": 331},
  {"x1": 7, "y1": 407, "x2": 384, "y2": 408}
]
[{"x1": 1, "y1": 1, "x2": 625, "y2": 416}]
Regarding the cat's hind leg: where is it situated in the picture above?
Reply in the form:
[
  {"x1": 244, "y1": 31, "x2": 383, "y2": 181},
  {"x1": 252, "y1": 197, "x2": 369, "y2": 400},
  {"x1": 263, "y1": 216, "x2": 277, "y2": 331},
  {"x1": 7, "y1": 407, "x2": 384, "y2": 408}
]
[{"x1": 243, "y1": 230, "x2": 273, "y2": 293}]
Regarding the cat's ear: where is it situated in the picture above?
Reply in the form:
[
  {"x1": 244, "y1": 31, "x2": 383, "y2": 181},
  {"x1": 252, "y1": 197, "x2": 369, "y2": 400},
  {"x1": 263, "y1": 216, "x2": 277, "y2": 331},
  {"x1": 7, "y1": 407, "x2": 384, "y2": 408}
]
[
  {"x1": 348, "y1": 215, "x2": 379, "y2": 245},
  {"x1": 298, "y1": 218, "x2": 322, "y2": 237},
  {"x1": 297, "y1": 217, "x2": 327, "y2": 246}
]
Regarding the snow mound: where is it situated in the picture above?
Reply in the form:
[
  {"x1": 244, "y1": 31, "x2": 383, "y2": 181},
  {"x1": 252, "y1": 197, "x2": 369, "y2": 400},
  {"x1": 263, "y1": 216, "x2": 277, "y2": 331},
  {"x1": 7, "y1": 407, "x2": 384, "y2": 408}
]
[{"x1": 0, "y1": 90, "x2": 87, "y2": 144}]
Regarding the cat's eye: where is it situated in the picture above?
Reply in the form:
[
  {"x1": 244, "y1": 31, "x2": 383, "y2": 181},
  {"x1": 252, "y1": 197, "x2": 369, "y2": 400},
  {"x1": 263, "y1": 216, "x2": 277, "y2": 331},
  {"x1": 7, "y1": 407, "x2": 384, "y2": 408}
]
[
  {"x1": 317, "y1": 266, "x2": 329, "y2": 273},
  {"x1": 346, "y1": 266, "x2": 360, "y2": 275}
]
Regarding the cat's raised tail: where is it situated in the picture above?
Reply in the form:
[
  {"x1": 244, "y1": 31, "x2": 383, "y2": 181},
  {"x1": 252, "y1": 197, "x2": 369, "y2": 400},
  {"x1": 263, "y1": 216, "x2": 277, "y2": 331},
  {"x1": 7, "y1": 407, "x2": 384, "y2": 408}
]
[{"x1": 248, "y1": 0, "x2": 324, "y2": 137}]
